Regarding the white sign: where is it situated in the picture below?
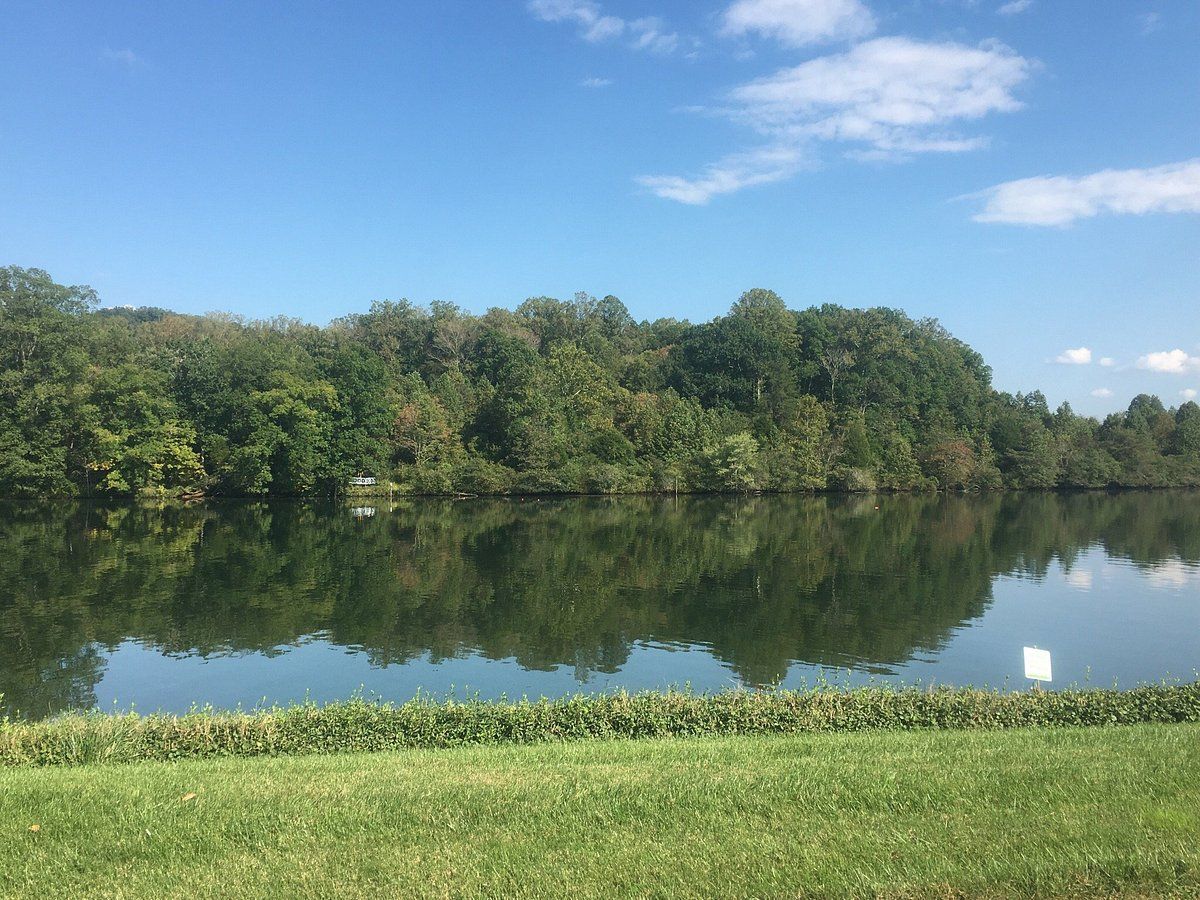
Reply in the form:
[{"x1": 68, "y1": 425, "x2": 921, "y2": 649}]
[{"x1": 1023, "y1": 646, "x2": 1052, "y2": 682}]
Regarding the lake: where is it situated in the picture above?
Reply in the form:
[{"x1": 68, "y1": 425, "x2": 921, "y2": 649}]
[{"x1": 1, "y1": 492, "x2": 1197, "y2": 718}]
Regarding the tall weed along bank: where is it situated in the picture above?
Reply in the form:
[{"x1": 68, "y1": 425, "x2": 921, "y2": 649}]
[{"x1": 3, "y1": 682, "x2": 1199, "y2": 767}]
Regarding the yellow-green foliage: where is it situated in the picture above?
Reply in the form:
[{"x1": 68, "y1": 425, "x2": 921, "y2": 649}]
[{"x1": 3, "y1": 683, "x2": 1198, "y2": 768}]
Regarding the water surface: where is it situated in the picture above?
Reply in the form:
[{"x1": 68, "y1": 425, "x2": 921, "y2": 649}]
[{"x1": 1, "y1": 492, "x2": 1197, "y2": 718}]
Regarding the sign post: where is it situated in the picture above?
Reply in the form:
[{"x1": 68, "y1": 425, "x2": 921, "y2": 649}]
[{"x1": 1023, "y1": 646, "x2": 1052, "y2": 689}]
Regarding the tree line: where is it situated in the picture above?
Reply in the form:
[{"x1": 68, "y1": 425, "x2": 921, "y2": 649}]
[{"x1": 2, "y1": 265, "x2": 1198, "y2": 497}]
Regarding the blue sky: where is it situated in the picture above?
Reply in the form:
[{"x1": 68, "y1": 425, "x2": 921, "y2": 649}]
[{"x1": 1, "y1": 0, "x2": 1197, "y2": 415}]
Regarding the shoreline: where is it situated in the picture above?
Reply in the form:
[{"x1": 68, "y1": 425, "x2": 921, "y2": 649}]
[
  {"x1": 4, "y1": 483, "x2": 1200, "y2": 502},
  {"x1": 5, "y1": 683, "x2": 1198, "y2": 768}
]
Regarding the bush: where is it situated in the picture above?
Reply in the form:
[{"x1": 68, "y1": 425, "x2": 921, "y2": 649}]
[
  {"x1": 448, "y1": 455, "x2": 514, "y2": 494},
  {"x1": 512, "y1": 468, "x2": 574, "y2": 494},
  {"x1": 832, "y1": 466, "x2": 876, "y2": 492},
  {"x1": 582, "y1": 461, "x2": 648, "y2": 494},
  {"x1": 2, "y1": 683, "x2": 1197, "y2": 768},
  {"x1": 406, "y1": 463, "x2": 454, "y2": 494}
]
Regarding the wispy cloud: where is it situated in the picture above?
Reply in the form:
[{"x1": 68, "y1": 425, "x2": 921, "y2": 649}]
[
  {"x1": 640, "y1": 36, "x2": 1032, "y2": 203},
  {"x1": 724, "y1": 38, "x2": 1030, "y2": 153},
  {"x1": 997, "y1": 0, "x2": 1033, "y2": 15},
  {"x1": 1138, "y1": 11, "x2": 1161, "y2": 34},
  {"x1": 1137, "y1": 349, "x2": 1200, "y2": 375},
  {"x1": 637, "y1": 144, "x2": 808, "y2": 205},
  {"x1": 1099, "y1": 357, "x2": 1115, "y2": 367},
  {"x1": 528, "y1": 0, "x2": 621, "y2": 41},
  {"x1": 720, "y1": 0, "x2": 875, "y2": 47},
  {"x1": 1182, "y1": 388, "x2": 1198, "y2": 400},
  {"x1": 970, "y1": 159, "x2": 1200, "y2": 226},
  {"x1": 101, "y1": 47, "x2": 141, "y2": 69},
  {"x1": 527, "y1": 0, "x2": 680, "y2": 53},
  {"x1": 1055, "y1": 346, "x2": 1092, "y2": 365},
  {"x1": 628, "y1": 18, "x2": 679, "y2": 53},
  {"x1": 580, "y1": 77, "x2": 613, "y2": 88},
  {"x1": 1091, "y1": 388, "x2": 1113, "y2": 398}
]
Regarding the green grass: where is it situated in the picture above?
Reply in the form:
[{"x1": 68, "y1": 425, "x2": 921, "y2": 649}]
[{"x1": 2, "y1": 724, "x2": 1198, "y2": 899}]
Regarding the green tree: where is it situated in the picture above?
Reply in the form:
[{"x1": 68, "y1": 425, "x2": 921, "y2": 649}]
[
  {"x1": 3, "y1": 268, "x2": 1198, "y2": 497},
  {"x1": 698, "y1": 433, "x2": 760, "y2": 492},
  {"x1": 0, "y1": 266, "x2": 98, "y2": 495}
]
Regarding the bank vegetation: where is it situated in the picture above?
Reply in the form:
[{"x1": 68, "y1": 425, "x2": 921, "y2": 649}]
[{"x1": 4, "y1": 266, "x2": 1199, "y2": 498}]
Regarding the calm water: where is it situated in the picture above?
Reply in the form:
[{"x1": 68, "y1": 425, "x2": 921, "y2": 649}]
[{"x1": 1, "y1": 492, "x2": 1198, "y2": 718}]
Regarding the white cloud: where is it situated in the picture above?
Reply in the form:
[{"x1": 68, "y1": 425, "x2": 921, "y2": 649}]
[
  {"x1": 1090, "y1": 388, "x2": 1113, "y2": 398},
  {"x1": 1182, "y1": 388, "x2": 1199, "y2": 400},
  {"x1": 1137, "y1": 349, "x2": 1200, "y2": 375},
  {"x1": 628, "y1": 17, "x2": 679, "y2": 53},
  {"x1": 527, "y1": 0, "x2": 679, "y2": 52},
  {"x1": 580, "y1": 77, "x2": 613, "y2": 88},
  {"x1": 640, "y1": 36, "x2": 1033, "y2": 203},
  {"x1": 997, "y1": 0, "x2": 1032, "y2": 14},
  {"x1": 1099, "y1": 357, "x2": 1115, "y2": 367},
  {"x1": 1055, "y1": 346, "x2": 1092, "y2": 365},
  {"x1": 528, "y1": 0, "x2": 620, "y2": 41},
  {"x1": 971, "y1": 159, "x2": 1200, "y2": 226},
  {"x1": 727, "y1": 38, "x2": 1030, "y2": 153},
  {"x1": 101, "y1": 48, "x2": 140, "y2": 68},
  {"x1": 637, "y1": 144, "x2": 808, "y2": 205},
  {"x1": 720, "y1": 0, "x2": 875, "y2": 47},
  {"x1": 1139, "y1": 12, "x2": 1161, "y2": 35}
]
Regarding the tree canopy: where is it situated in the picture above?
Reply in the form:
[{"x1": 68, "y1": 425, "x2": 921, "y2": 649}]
[{"x1": 2, "y1": 265, "x2": 1197, "y2": 496}]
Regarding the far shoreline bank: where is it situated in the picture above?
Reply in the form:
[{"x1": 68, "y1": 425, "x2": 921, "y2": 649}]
[{"x1": 4, "y1": 483, "x2": 1200, "y2": 503}]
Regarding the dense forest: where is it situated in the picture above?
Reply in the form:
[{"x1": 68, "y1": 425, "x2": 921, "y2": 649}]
[{"x1": 2, "y1": 265, "x2": 1198, "y2": 497}]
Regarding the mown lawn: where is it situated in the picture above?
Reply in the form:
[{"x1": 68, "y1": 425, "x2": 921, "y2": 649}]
[{"x1": 2, "y1": 724, "x2": 1198, "y2": 899}]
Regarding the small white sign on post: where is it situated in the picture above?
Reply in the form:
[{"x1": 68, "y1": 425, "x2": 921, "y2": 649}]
[{"x1": 1023, "y1": 646, "x2": 1052, "y2": 683}]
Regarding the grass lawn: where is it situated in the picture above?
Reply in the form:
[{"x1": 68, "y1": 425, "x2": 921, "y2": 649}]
[{"x1": 2, "y1": 724, "x2": 1198, "y2": 899}]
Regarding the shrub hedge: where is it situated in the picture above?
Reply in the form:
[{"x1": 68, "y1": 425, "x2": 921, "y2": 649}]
[{"x1": 3, "y1": 683, "x2": 1198, "y2": 768}]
